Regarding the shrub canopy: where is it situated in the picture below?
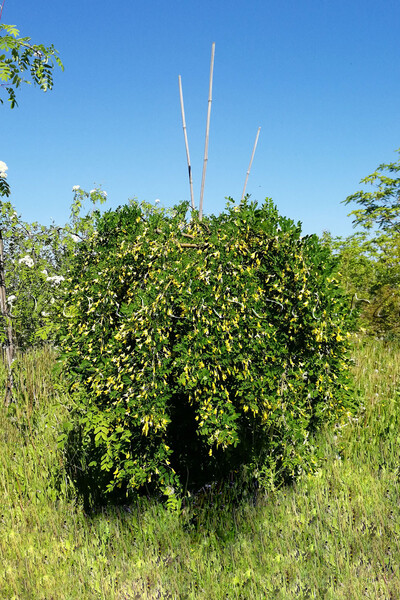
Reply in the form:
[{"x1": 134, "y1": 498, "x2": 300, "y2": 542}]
[{"x1": 57, "y1": 198, "x2": 356, "y2": 504}]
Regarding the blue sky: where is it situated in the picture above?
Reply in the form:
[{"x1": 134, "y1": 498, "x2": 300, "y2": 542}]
[{"x1": 2, "y1": 0, "x2": 400, "y2": 238}]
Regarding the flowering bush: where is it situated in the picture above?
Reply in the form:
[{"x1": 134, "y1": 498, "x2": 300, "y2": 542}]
[
  {"x1": 0, "y1": 187, "x2": 106, "y2": 348},
  {"x1": 18, "y1": 255, "x2": 35, "y2": 268},
  {"x1": 57, "y1": 197, "x2": 357, "y2": 507}
]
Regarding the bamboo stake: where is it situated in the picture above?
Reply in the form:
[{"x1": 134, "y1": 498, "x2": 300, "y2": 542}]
[
  {"x1": 178, "y1": 75, "x2": 195, "y2": 210},
  {"x1": 241, "y1": 126, "x2": 261, "y2": 201},
  {"x1": 199, "y1": 42, "x2": 215, "y2": 221},
  {"x1": 0, "y1": 228, "x2": 15, "y2": 406}
]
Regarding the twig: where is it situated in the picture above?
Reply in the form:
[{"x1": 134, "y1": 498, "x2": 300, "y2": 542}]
[
  {"x1": 178, "y1": 75, "x2": 195, "y2": 210},
  {"x1": 241, "y1": 127, "x2": 261, "y2": 200},
  {"x1": 350, "y1": 292, "x2": 370, "y2": 314},
  {"x1": 156, "y1": 228, "x2": 195, "y2": 240},
  {"x1": 62, "y1": 304, "x2": 73, "y2": 318},
  {"x1": 373, "y1": 293, "x2": 394, "y2": 319},
  {"x1": 199, "y1": 42, "x2": 215, "y2": 221},
  {"x1": 200, "y1": 221, "x2": 211, "y2": 233},
  {"x1": 264, "y1": 298, "x2": 284, "y2": 311},
  {"x1": 0, "y1": 1, "x2": 6, "y2": 22},
  {"x1": 226, "y1": 298, "x2": 245, "y2": 309}
]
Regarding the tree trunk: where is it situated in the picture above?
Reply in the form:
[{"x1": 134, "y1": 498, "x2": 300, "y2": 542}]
[{"x1": 0, "y1": 228, "x2": 15, "y2": 406}]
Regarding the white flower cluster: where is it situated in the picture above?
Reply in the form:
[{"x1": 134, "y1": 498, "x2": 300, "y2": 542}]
[
  {"x1": 0, "y1": 161, "x2": 8, "y2": 179},
  {"x1": 73, "y1": 186, "x2": 107, "y2": 198},
  {"x1": 19, "y1": 255, "x2": 34, "y2": 268},
  {"x1": 46, "y1": 275, "x2": 65, "y2": 285},
  {"x1": 7, "y1": 295, "x2": 17, "y2": 304}
]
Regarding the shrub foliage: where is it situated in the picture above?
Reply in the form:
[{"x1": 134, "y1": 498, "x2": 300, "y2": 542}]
[{"x1": 57, "y1": 198, "x2": 356, "y2": 503}]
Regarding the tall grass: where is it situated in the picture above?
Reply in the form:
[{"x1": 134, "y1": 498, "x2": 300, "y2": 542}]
[{"x1": 1, "y1": 337, "x2": 400, "y2": 599}]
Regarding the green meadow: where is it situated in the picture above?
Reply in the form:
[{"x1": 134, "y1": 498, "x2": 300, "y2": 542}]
[{"x1": 1, "y1": 336, "x2": 400, "y2": 599}]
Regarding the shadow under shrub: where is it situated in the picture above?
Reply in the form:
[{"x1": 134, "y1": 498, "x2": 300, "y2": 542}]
[{"x1": 56, "y1": 197, "x2": 357, "y2": 507}]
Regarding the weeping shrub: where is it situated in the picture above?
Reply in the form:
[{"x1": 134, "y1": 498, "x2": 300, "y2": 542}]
[{"x1": 56, "y1": 197, "x2": 356, "y2": 506}]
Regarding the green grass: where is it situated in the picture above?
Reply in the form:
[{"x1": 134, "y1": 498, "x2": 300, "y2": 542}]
[{"x1": 1, "y1": 337, "x2": 400, "y2": 599}]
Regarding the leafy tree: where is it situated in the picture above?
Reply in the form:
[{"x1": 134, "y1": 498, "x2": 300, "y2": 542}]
[
  {"x1": 335, "y1": 150, "x2": 400, "y2": 337},
  {"x1": 0, "y1": 8, "x2": 64, "y2": 403}
]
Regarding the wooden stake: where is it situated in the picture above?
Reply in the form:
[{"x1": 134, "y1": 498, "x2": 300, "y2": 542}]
[
  {"x1": 199, "y1": 42, "x2": 215, "y2": 221},
  {"x1": 178, "y1": 75, "x2": 195, "y2": 210},
  {"x1": 241, "y1": 127, "x2": 261, "y2": 201}
]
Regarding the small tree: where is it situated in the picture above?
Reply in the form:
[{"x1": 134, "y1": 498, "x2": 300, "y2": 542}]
[
  {"x1": 342, "y1": 149, "x2": 400, "y2": 337},
  {"x1": 0, "y1": 7, "x2": 63, "y2": 403}
]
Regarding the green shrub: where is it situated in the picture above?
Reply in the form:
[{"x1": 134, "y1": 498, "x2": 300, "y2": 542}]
[{"x1": 56, "y1": 198, "x2": 356, "y2": 505}]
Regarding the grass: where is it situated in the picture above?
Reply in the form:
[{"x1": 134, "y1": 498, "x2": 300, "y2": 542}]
[{"x1": 1, "y1": 337, "x2": 400, "y2": 599}]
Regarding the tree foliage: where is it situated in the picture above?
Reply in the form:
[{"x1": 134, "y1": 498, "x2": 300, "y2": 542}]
[
  {"x1": 0, "y1": 23, "x2": 63, "y2": 109},
  {"x1": 56, "y1": 198, "x2": 356, "y2": 507},
  {"x1": 338, "y1": 150, "x2": 400, "y2": 338},
  {"x1": 0, "y1": 20, "x2": 63, "y2": 198},
  {"x1": 344, "y1": 149, "x2": 400, "y2": 234}
]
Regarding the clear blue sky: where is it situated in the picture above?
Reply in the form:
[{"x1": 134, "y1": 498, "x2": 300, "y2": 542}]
[{"x1": 2, "y1": 0, "x2": 400, "y2": 238}]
